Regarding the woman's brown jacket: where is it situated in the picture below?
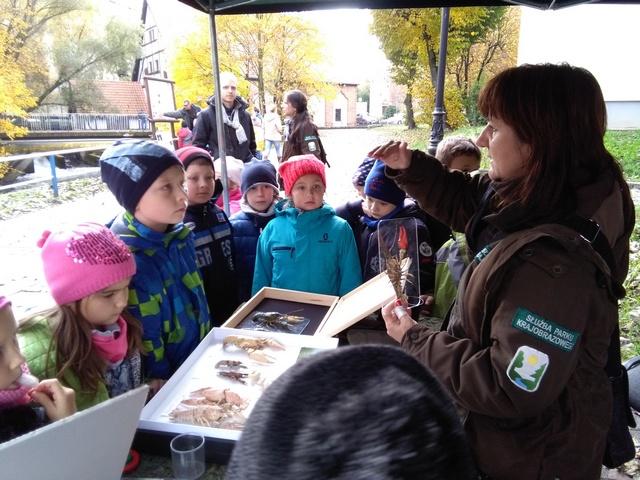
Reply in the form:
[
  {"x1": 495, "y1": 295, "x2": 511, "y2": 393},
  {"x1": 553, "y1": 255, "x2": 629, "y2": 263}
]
[{"x1": 387, "y1": 151, "x2": 635, "y2": 480}]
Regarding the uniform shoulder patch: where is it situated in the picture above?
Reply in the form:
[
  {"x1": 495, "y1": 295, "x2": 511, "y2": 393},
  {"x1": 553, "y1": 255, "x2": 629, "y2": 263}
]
[
  {"x1": 511, "y1": 308, "x2": 580, "y2": 352},
  {"x1": 419, "y1": 241, "x2": 432, "y2": 257},
  {"x1": 507, "y1": 345, "x2": 549, "y2": 392}
]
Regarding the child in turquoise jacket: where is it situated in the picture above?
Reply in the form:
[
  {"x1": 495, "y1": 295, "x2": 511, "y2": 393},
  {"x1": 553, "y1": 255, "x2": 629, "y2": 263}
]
[{"x1": 252, "y1": 155, "x2": 362, "y2": 297}]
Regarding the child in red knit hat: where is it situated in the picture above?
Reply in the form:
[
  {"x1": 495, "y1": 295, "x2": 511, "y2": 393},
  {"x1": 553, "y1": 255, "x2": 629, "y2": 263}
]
[
  {"x1": 252, "y1": 154, "x2": 362, "y2": 297},
  {"x1": 17, "y1": 223, "x2": 143, "y2": 411},
  {"x1": 0, "y1": 295, "x2": 76, "y2": 442}
]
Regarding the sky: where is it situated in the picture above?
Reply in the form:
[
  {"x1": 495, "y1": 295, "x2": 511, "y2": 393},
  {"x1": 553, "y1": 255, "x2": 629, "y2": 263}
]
[{"x1": 138, "y1": 2, "x2": 390, "y2": 85}]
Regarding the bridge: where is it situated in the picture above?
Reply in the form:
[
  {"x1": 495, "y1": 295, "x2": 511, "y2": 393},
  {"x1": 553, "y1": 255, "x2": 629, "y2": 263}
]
[{"x1": 1, "y1": 113, "x2": 155, "y2": 140}]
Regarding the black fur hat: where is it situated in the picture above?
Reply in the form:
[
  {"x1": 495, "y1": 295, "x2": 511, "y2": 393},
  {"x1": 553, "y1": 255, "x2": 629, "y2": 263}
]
[{"x1": 226, "y1": 345, "x2": 475, "y2": 480}]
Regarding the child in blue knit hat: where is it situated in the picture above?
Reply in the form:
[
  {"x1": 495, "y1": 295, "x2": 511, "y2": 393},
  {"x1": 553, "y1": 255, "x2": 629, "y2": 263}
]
[
  {"x1": 345, "y1": 161, "x2": 439, "y2": 345},
  {"x1": 230, "y1": 160, "x2": 280, "y2": 302}
]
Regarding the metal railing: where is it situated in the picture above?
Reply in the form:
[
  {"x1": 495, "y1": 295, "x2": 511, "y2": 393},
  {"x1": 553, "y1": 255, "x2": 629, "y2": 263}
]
[
  {"x1": 3, "y1": 113, "x2": 151, "y2": 132},
  {"x1": 0, "y1": 146, "x2": 107, "y2": 198}
]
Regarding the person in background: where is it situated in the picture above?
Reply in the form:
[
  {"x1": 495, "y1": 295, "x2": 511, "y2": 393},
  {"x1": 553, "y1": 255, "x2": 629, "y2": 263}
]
[
  {"x1": 281, "y1": 90, "x2": 327, "y2": 165},
  {"x1": 230, "y1": 160, "x2": 280, "y2": 302},
  {"x1": 252, "y1": 155, "x2": 361, "y2": 297},
  {"x1": 194, "y1": 72, "x2": 258, "y2": 163},
  {"x1": 18, "y1": 223, "x2": 142, "y2": 411},
  {"x1": 1, "y1": 295, "x2": 76, "y2": 442},
  {"x1": 262, "y1": 105, "x2": 283, "y2": 164},
  {"x1": 164, "y1": 99, "x2": 201, "y2": 131},
  {"x1": 177, "y1": 146, "x2": 240, "y2": 325},
  {"x1": 226, "y1": 345, "x2": 476, "y2": 480},
  {"x1": 429, "y1": 137, "x2": 482, "y2": 321},
  {"x1": 177, "y1": 120, "x2": 193, "y2": 149},
  {"x1": 100, "y1": 140, "x2": 210, "y2": 393},
  {"x1": 214, "y1": 156, "x2": 245, "y2": 216},
  {"x1": 375, "y1": 63, "x2": 635, "y2": 479}
]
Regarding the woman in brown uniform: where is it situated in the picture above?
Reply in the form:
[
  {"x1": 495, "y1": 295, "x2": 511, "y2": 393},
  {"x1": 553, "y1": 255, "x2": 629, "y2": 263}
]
[
  {"x1": 371, "y1": 64, "x2": 635, "y2": 480},
  {"x1": 281, "y1": 90, "x2": 327, "y2": 165}
]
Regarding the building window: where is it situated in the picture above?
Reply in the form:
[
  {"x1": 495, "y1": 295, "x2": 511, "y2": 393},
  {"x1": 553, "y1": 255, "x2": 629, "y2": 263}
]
[{"x1": 335, "y1": 109, "x2": 342, "y2": 122}]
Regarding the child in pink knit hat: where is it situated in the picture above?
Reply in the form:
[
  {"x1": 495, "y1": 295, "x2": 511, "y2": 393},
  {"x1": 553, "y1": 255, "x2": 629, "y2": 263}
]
[
  {"x1": 17, "y1": 223, "x2": 143, "y2": 412},
  {"x1": 0, "y1": 295, "x2": 76, "y2": 442},
  {"x1": 252, "y1": 154, "x2": 362, "y2": 297}
]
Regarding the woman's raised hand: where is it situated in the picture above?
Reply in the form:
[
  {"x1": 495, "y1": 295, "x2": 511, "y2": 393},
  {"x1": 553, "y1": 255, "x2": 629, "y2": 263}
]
[{"x1": 367, "y1": 141, "x2": 412, "y2": 171}]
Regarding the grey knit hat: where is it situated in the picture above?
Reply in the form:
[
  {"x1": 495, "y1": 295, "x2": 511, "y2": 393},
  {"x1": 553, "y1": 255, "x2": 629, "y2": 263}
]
[{"x1": 226, "y1": 345, "x2": 475, "y2": 480}]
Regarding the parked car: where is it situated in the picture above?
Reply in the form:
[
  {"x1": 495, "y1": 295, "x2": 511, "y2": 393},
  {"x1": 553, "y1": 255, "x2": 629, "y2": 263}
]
[
  {"x1": 356, "y1": 114, "x2": 369, "y2": 126},
  {"x1": 381, "y1": 113, "x2": 404, "y2": 125}
]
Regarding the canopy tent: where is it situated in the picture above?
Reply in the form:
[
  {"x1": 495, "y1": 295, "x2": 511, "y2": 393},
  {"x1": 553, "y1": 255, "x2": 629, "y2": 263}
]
[
  {"x1": 179, "y1": 0, "x2": 630, "y2": 14},
  {"x1": 175, "y1": 0, "x2": 634, "y2": 213}
]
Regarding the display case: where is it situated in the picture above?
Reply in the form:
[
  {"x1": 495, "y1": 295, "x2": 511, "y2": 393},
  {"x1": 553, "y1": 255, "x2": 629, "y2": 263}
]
[
  {"x1": 135, "y1": 327, "x2": 338, "y2": 463},
  {"x1": 222, "y1": 270, "x2": 397, "y2": 337}
]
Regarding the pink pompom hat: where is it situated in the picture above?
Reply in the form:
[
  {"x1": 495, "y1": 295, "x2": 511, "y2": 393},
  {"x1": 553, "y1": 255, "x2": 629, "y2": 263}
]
[{"x1": 38, "y1": 223, "x2": 136, "y2": 305}]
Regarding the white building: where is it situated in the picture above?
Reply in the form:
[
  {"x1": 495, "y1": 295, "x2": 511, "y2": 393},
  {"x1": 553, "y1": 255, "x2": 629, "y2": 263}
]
[{"x1": 518, "y1": 4, "x2": 640, "y2": 129}]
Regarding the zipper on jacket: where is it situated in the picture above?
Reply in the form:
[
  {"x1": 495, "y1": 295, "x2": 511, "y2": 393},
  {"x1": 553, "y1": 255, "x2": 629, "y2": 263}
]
[{"x1": 272, "y1": 246, "x2": 295, "y2": 258}]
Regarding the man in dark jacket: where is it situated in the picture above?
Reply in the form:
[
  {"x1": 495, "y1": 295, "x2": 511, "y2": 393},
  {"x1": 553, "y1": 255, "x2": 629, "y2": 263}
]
[
  {"x1": 163, "y1": 99, "x2": 201, "y2": 130},
  {"x1": 193, "y1": 72, "x2": 257, "y2": 163}
]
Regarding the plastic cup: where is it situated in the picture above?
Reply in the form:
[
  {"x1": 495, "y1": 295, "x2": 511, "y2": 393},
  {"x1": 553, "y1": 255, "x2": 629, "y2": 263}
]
[{"x1": 170, "y1": 433, "x2": 205, "y2": 480}]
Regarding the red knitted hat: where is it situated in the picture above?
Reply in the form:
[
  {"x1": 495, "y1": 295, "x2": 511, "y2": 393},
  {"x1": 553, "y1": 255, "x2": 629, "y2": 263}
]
[
  {"x1": 38, "y1": 223, "x2": 136, "y2": 306},
  {"x1": 175, "y1": 146, "x2": 215, "y2": 171},
  {"x1": 278, "y1": 154, "x2": 326, "y2": 196}
]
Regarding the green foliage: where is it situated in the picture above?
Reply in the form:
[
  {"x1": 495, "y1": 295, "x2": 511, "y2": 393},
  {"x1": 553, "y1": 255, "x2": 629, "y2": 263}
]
[
  {"x1": 620, "y1": 209, "x2": 640, "y2": 361},
  {"x1": 605, "y1": 130, "x2": 640, "y2": 181},
  {"x1": 383, "y1": 105, "x2": 398, "y2": 118}
]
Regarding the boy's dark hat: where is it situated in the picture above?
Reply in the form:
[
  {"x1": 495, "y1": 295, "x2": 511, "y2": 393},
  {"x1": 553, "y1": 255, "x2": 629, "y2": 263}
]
[{"x1": 100, "y1": 140, "x2": 182, "y2": 213}]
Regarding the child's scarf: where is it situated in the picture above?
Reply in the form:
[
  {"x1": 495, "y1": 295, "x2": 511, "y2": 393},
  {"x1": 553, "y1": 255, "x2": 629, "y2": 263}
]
[{"x1": 91, "y1": 316, "x2": 128, "y2": 365}]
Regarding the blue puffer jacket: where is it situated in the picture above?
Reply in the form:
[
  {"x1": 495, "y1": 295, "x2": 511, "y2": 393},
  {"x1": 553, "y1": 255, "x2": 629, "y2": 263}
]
[
  {"x1": 110, "y1": 212, "x2": 210, "y2": 380},
  {"x1": 252, "y1": 201, "x2": 362, "y2": 296},
  {"x1": 229, "y1": 208, "x2": 275, "y2": 302}
]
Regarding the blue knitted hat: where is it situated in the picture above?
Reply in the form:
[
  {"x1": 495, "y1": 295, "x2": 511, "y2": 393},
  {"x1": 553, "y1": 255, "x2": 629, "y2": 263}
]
[
  {"x1": 364, "y1": 160, "x2": 405, "y2": 206},
  {"x1": 100, "y1": 140, "x2": 182, "y2": 213},
  {"x1": 352, "y1": 157, "x2": 375, "y2": 186},
  {"x1": 241, "y1": 160, "x2": 278, "y2": 194}
]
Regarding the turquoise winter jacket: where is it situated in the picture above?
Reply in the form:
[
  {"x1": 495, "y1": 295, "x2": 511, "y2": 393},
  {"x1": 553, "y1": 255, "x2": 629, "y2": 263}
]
[
  {"x1": 110, "y1": 212, "x2": 210, "y2": 380},
  {"x1": 252, "y1": 202, "x2": 362, "y2": 296}
]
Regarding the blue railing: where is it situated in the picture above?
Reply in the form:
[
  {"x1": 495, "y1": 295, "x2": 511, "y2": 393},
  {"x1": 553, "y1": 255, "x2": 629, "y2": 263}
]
[{"x1": 4, "y1": 113, "x2": 151, "y2": 132}]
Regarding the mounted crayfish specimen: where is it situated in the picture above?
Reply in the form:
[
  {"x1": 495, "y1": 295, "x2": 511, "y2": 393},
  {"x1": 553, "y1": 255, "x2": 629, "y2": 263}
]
[
  {"x1": 222, "y1": 335, "x2": 285, "y2": 364},
  {"x1": 377, "y1": 218, "x2": 421, "y2": 306}
]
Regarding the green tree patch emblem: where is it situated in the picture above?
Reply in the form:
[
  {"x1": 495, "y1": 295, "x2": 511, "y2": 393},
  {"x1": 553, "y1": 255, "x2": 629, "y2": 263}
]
[{"x1": 507, "y1": 345, "x2": 549, "y2": 393}]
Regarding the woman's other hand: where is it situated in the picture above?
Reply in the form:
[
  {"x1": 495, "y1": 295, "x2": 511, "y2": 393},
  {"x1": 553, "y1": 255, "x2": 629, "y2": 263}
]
[
  {"x1": 368, "y1": 141, "x2": 412, "y2": 171},
  {"x1": 381, "y1": 299, "x2": 417, "y2": 343},
  {"x1": 30, "y1": 379, "x2": 76, "y2": 421}
]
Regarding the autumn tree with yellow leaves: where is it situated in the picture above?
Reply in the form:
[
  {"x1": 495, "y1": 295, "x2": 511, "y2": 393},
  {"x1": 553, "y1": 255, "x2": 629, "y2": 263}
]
[
  {"x1": 170, "y1": 13, "x2": 332, "y2": 113},
  {"x1": 372, "y1": 7, "x2": 518, "y2": 129}
]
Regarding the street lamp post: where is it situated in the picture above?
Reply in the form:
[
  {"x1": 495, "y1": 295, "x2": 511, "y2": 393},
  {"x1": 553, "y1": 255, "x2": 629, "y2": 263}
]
[{"x1": 428, "y1": 7, "x2": 450, "y2": 156}]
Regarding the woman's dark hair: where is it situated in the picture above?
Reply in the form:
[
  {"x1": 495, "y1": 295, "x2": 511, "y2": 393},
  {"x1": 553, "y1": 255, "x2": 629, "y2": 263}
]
[
  {"x1": 477, "y1": 63, "x2": 625, "y2": 216},
  {"x1": 286, "y1": 90, "x2": 308, "y2": 115}
]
